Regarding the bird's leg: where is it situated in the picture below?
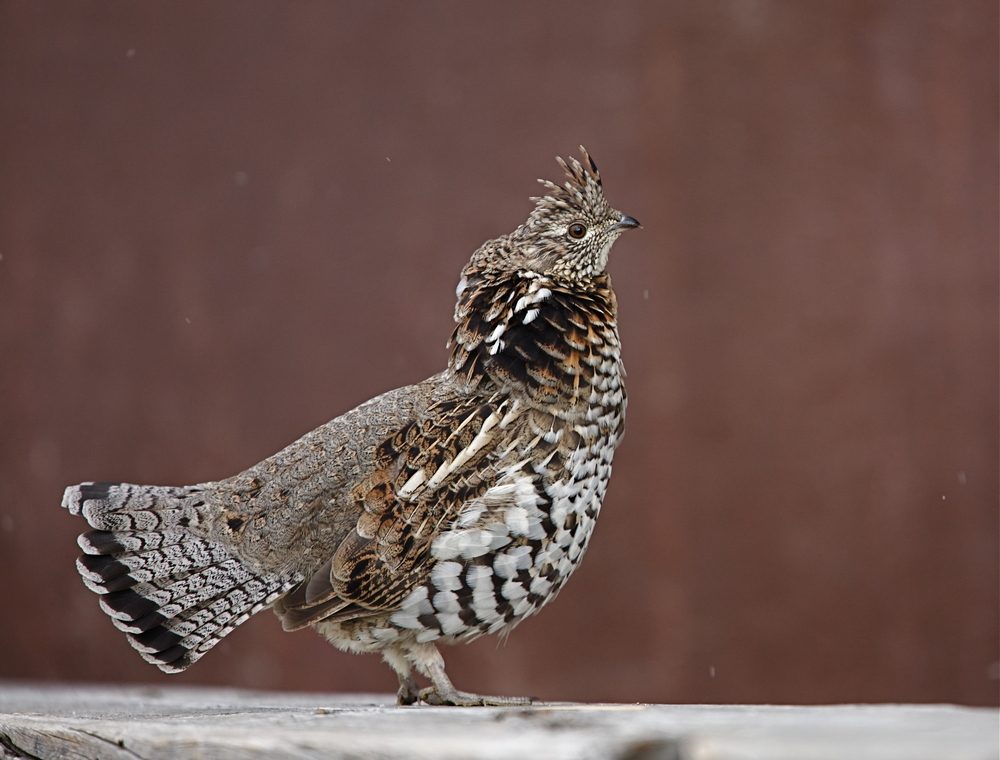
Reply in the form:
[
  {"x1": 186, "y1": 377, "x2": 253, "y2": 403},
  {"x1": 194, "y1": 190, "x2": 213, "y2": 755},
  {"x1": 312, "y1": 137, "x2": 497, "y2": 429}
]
[
  {"x1": 406, "y1": 641, "x2": 533, "y2": 707},
  {"x1": 382, "y1": 645, "x2": 421, "y2": 705}
]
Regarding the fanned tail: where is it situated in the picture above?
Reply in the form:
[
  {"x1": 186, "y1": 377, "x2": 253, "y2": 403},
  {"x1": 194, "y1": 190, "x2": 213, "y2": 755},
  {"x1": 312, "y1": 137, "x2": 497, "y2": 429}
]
[{"x1": 62, "y1": 481, "x2": 295, "y2": 673}]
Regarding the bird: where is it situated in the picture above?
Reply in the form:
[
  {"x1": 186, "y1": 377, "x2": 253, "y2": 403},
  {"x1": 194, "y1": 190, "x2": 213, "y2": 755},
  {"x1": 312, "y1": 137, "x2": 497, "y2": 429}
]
[{"x1": 62, "y1": 146, "x2": 640, "y2": 706}]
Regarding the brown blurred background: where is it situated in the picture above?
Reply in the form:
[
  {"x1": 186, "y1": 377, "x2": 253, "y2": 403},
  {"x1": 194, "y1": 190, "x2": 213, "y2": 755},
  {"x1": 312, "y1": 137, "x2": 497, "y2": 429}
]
[{"x1": 1, "y1": 1, "x2": 997, "y2": 706}]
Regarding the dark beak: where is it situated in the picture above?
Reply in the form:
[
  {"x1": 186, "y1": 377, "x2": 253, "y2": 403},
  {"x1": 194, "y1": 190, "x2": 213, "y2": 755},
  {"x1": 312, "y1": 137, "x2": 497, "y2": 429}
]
[{"x1": 616, "y1": 214, "x2": 641, "y2": 230}]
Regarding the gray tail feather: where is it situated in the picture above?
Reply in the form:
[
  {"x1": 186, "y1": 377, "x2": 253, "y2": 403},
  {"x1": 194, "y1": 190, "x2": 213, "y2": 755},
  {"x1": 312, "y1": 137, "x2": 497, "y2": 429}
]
[{"x1": 62, "y1": 481, "x2": 294, "y2": 673}]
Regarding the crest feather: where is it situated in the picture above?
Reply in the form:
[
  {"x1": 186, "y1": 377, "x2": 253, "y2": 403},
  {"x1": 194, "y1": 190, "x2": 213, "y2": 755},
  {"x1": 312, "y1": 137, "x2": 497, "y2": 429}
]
[{"x1": 531, "y1": 146, "x2": 610, "y2": 220}]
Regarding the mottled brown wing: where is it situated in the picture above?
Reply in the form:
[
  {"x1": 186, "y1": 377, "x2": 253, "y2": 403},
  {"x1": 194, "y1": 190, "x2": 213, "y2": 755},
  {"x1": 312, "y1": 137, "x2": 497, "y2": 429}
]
[{"x1": 275, "y1": 392, "x2": 510, "y2": 630}]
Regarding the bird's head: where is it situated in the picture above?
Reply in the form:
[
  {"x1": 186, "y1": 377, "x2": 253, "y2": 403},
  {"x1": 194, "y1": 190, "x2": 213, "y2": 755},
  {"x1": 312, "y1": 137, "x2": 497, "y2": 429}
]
[
  {"x1": 516, "y1": 146, "x2": 639, "y2": 281},
  {"x1": 462, "y1": 147, "x2": 639, "y2": 286}
]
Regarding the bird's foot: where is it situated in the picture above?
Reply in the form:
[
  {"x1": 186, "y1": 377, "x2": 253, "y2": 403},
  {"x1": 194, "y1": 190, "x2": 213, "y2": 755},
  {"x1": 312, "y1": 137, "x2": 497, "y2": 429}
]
[
  {"x1": 389, "y1": 640, "x2": 533, "y2": 706},
  {"x1": 417, "y1": 686, "x2": 533, "y2": 707},
  {"x1": 395, "y1": 674, "x2": 422, "y2": 706},
  {"x1": 396, "y1": 684, "x2": 420, "y2": 705}
]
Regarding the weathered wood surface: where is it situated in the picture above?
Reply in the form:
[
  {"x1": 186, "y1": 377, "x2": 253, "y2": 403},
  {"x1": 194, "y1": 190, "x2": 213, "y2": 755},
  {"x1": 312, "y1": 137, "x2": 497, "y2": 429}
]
[{"x1": 0, "y1": 683, "x2": 996, "y2": 760}]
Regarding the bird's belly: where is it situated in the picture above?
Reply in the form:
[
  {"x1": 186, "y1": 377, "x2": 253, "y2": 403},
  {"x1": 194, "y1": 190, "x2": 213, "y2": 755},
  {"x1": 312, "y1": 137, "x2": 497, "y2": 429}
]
[{"x1": 328, "y1": 424, "x2": 622, "y2": 653}]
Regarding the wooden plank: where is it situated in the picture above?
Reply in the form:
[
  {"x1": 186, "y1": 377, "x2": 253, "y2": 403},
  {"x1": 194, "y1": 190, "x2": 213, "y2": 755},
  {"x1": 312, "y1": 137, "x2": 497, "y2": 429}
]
[{"x1": 0, "y1": 683, "x2": 996, "y2": 760}]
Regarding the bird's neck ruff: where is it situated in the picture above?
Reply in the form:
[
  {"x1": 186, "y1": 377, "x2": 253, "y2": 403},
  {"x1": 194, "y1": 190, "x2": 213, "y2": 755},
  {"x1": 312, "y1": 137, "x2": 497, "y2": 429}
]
[{"x1": 448, "y1": 270, "x2": 621, "y2": 407}]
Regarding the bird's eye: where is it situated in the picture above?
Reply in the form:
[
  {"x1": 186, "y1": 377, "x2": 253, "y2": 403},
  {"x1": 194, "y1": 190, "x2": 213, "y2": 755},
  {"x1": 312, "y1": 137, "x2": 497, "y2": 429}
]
[{"x1": 568, "y1": 222, "x2": 587, "y2": 239}]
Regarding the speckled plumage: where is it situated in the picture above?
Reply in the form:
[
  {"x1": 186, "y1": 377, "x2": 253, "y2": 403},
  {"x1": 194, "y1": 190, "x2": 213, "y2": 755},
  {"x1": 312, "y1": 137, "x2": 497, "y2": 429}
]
[{"x1": 63, "y1": 147, "x2": 639, "y2": 706}]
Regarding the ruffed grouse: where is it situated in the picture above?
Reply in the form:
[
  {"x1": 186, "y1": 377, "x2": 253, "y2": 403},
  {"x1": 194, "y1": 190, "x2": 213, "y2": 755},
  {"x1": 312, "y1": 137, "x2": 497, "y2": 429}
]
[{"x1": 63, "y1": 147, "x2": 639, "y2": 706}]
